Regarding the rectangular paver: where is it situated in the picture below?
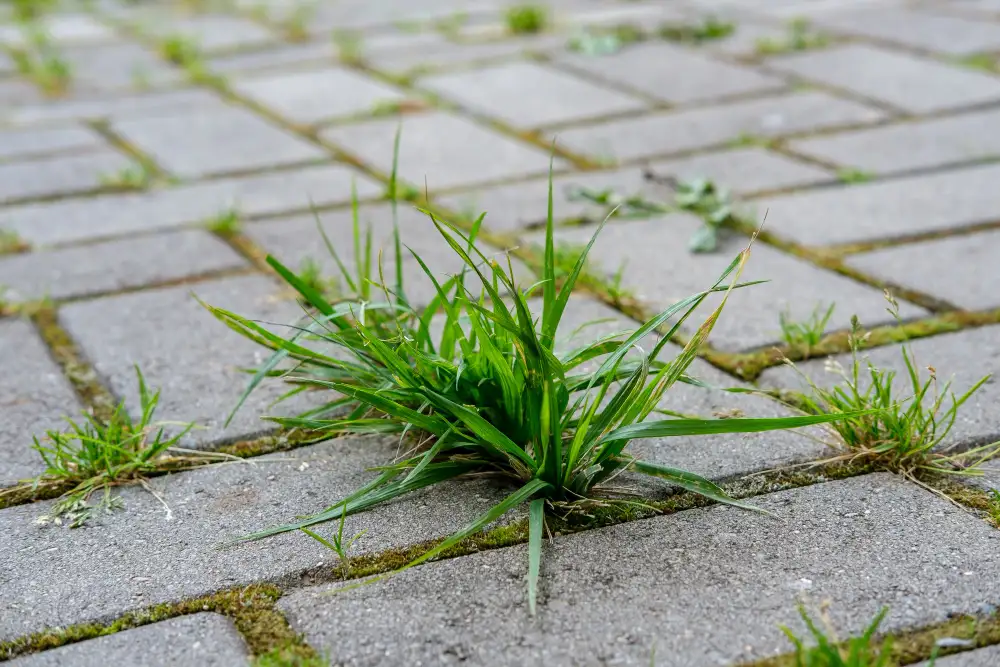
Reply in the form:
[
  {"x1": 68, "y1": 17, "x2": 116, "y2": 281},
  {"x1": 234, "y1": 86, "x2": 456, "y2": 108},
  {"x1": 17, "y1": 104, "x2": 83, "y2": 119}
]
[
  {"x1": 7, "y1": 88, "x2": 225, "y2": 125},
  {"x1": 551, "y1": 91, "x2": 885, "y2": 164},
  {"x1": 8, "y1": 613, "x2": 251, "y2": 667},
  {"x1": 543, "y1": 214, "x2": 927, "y2": 351},
  {"x1": 63, "y1": 41, "x2": 184, "y2": 93},
  {"x1": 111, "y1": 101, "x2": 326, "y2": 178},
  {"x1": 0, "y1": 149, "x2": 134, "y2": 204},
  {"x1": 0, "y1": 229, "x2": 247, "y2": 303},
  {"x1": 645, "y1": 147, "x2": 835, "y2": 195},
  {"x1": 137, "y1": 13, "x2": 276, "y2": 53},
  {"x1": 0, "y1": 319, "x2": 82, "y2": 485},
  {"x1": 765, "y1": 44, "x2": 1000, "y2": 114},
  {"x1": 207, "y1": 40, "x2": 337, "y2": 75},
  {"x1": 0, "y1": 124, "x2": 106, "y2": 161},
  {"x1": 754, "y1": 162, "x2": 1000, "y2": 246},
  {"x1": 321, "y1": 111, "x2": 563, "y2": 190},
  {"x1": 788, "y1": 107, "x2": 1000, "y2": 175},
  {"x1": 0, "y1": 163, "x2": 382, "y2": 247},
  {"x1": 814, "y1": 6, "x2": 1000, "y2": 55},
  {"x1": 916, "y1": 645, "x2": 1000, "y2": 667},
  {"x1": 0, "y1": 14, "x2": 115, "y2": 47},
  {"x1": 366, "y1": 34, "x2": 565, "y2": 76},
  {"x1": 277, "y1": 473, "x2": 1000, "y2": 666},
  {"x1": 555, "y1": 41, "x2": 787, "y2": 105},
  {"x1": 845, "y1": 230, "x2": 1000, "y2": 310},
  {"x1": 420, "y1": 60, "x2": 646, "y2": 129},
  {"x1": 760, "y1": 325, "x2": 1000, "y2": 448}
]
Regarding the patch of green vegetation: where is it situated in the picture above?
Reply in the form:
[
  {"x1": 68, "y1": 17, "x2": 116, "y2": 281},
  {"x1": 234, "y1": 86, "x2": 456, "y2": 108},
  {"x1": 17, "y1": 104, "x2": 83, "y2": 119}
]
[
  {"x1": 11, "y1": 23, "x2": 72, "y2": 95},
  {"x1": 202, "y1": 136, "x2": 861, "y2": 614},
  {"x1": 9, "y1": 0, "x2": 58, "y2": 21},
  {"x1": 204, "y1": 208, "x2": 242, "y2": 235},
  {"x1": 728, "y1": 133, "x2": 781, "y2": 150},
  {"x1": 674, "y1": 178, "x2": 742, "y2": 253},
  {"x1": 282, "y1": 2, "x2": 316, "y2": 42},
  {"x1": 505, "y1": 4, "x2": 547, "y2": 35},
  {"x1": 564, "y1": 184, "x2": 672, "y2": 220},
  {"x1": 779, "y1": 303, "x2": 835, "y2": 358},
  {"x1": 659, "y1": 15, "x2": 735, "y2": 45},
  {"x1": 567, "y1": 24, "x2": 645, "y2": 55},
  {"x1": 332, "y1": 29, "x2": 363, "y2": 64},
  {"x1": 98, "y1": 163, "x2": 153, "y2": 190},
  {"x1": 955, "y1": 53, "x2": 997, "y2": 73},
  {"x1": 301, "y1": 505, "x2": 368, "y2": 579},
  {"x1": 369, "y1": 98, "x2": 428, "y2": 117},
  {"x1": 0, "y1": 228, "x2": 30, "y2": 255},
  {"x1": 780, "y1": 604, "x2": 898, "y2": 666},
  {"x1": 755, "y1": 18, "x2": 830, "y2": 56},
  {"x1": 836, "y1": 168, "x2": 874, "y2": 184},
  {"x1": 988, "y1": 488, "x2": 1000, "y2": 527},
  {"x1": 296, "y1": 257, "x2": 341, "y2": 299},
  {"x1": 160, "y1": 33, "x2": 210, "y2": 80},
  {"x1": 0, "y1": 285, "x2": 10, "y2": 316},
  {"x1": 432, "y1": 10, "x2": 469, "y2": 37}
]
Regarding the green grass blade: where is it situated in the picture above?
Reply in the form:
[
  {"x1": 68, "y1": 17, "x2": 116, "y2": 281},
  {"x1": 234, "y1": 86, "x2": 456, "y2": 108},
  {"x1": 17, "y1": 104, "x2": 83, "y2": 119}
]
[
  {"x1": 626, "y1": 458, "x2": 764, "y2": 512},
  {"x1": 527, "y1": 498, "x2": 544, "y2": 616},
  {"x1": 267, "y1": 255, "x2": 335, "y2": 317}
]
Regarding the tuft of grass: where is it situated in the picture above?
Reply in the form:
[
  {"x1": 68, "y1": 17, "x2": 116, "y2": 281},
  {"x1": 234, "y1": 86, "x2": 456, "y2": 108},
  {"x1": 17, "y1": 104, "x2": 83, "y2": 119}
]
[
  {"x1": 160, "y1": 34, "x2": 209, "y2": 80},
  {"x1": 567, "y1": 24, "x2": 645, "y2": 55},
  {"x1": 297, "y1": 257, "x2": 341, "y2": 299},
  {"x1": 836, "y1": 168, "x2": 874, "y2": 185},
  {"x1": 3, "y1": 367, "x2": 216, "y2": 527},
  {"x1": 780, "y1": 604, "x2": 902, "y2": 666},
  {"x1": 0, "y1": 228, "x2": 30, "y2": 255},
  {"x1": 301, "y1": 505, "x2": 368, "y2": 579},
  {"x1": 728, "y1": 133, "x2": 781, "y2": 150},
  {"x1": 659, "y1": 15, "x2": 735, "y2": 44},
  {"x1": 505, "y1": 4, "x2": 547, "y2": 35},
  {"x1": 98, "y1": 163, "x2": 153, "y2": 190},
  {"x1": 205, "y1": 208, "x2": 242, "y2": 235},
  {"x1": 10, "y1": 0, "x2": 58, "y2": 21},
  {"x1": 674, "y1": 178, "x2": 739, "y2": 253},
  {"x1": 369, "y1": 98, "x2": 428, "y2": 117},
  {"x1": 955, "y1": 53, "x2": 997, "y2": 73},
  {"x1": 779, "y1": 303, "x2": 836, "y2": 358},
  {"x1": 564, "y1": 184, "x2": 672, "y2": 220},
  {"x1": 784, "y1": 293, "x2": 999, "y2": 482},
  {"x1": 11, "y1": 23, "x2": 72, "y2": 95},
  {"x1": 332, "y1": 29, "x2": 363, "y2": 64},
  {"x1": 755, "y1": 18, "x2": 830, "y2": 56},
  {"x1": 282, "y1": 2, "x2": 316, "y2": 42},
  {"x1": 202, "y1": 133, "x2": 864, "y2": 612},
  {"x1": 987, "y1": 488, "x2": 1000, "y2": 527}
]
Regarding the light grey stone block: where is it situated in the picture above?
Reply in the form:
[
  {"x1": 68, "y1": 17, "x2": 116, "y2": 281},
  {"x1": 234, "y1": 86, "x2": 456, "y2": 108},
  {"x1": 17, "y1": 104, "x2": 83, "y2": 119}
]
[
  {"x1": 111, "y1": 102, "x2": 327, "y2": 178},
  {"x1": 366, "y1": 34, "x2": 565, "y2": 75},
  {"x1": 7, "y1": 614, "x2": 251, "y2": 667},
  {"x1": 278, "y1": 474, "x2": 1000, "y2": 666},
  {"x1": 0, "y1": 14, "x2": 115, "y2": 47},
  {"x1": 555, "y1": 41, "x2": 787, "y2": 105},
  {"x1": 208, "y1": 40, "x2": 337, "y2": 75},
  {"x1": 915, "y1": 645, "x2": 1000, "y2": 667},
  {"x1": 0, "y1": 150, "x2": 133, "y2": 203},
  {"x1": 0, "y1": 124, "x2": 105, "y2": 161},
  {"x1": 140, "y1": 13, "x2": 276, "y2": 53},
  {"x1": 420, "y1": 60, "x2": 646, "y2": 129},
  {"x1": 755, "y1": 162, "x2": 1000, "y2": 245},
  {"x1": 231, "y1": 67, "x2": 405, "y2": 124},
  {"x1": 765, "y1": 44, "x2": 1000, "y2": 114},
  {"x1": 63, "y1": 41, "x2": 184, "y2": 93},
  {"x1": 0, "y1": 319, "x2": 82, "y2": 485},
  {"x1": 0, "y1": 229, "x2": 247, "y2": 302},
  {"x1": 645, "y1": 147, "x2": 835, "y2": 195},
  {"x1": 552, "y1": 91, "x2": 885, "y2": 163},
  {"x1": 321, "y1": 111, "x2": 562, "y2": 191},
  {"x1": 6, "y1": 87, "x2": 226, "y2": 125}
]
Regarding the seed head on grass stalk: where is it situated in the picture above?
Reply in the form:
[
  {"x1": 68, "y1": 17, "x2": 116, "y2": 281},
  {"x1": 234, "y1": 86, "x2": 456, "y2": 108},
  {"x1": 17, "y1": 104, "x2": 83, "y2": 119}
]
[{"x1": 201, "y1": 135, "x2": 865, "y2": 614}]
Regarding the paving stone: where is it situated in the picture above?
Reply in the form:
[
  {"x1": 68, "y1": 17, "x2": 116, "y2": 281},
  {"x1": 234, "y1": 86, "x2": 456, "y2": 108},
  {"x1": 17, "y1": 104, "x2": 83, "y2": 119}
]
[
  {"x1": 366, "y1": 34, "x2": 565, "y2": 76},
  {"x1": 0, "y1": 229, "x2": 247, "y2": 303},
  {"x1": 765, "y1": 44, "x2": 1000, "y2": 114},
  {"x1": 0, "y1": 163, "x2": 382, "y2": 247},
  {"x1": 139, "y1": 13, "x2": 277, "y2": 53},
  {"x1": 6, "y1": 87, "x2": 226, "y2": 125},
  {"x1": 434, "y1": 167, "x2": 658, "y2": 231},
  {"x1": 208, "y1": 40, "x2": 337, "y2": 75},
  {"x1": 915, "y1": 645, "x2": 1000, "y2": 667},
  {"x1": 0, "y1": 124, "x2": 106, "y2": 161},
  {"x1": 0, "y1": 14, "x2": 115, "y2": 47},
  {"x1": 551, "y1": 91, "x2": 885, "y2": 163},
  {"x1": 111, "y1": 102, "x2": 327, "y2": 178},
  {"x1": 645, "y1": 147, "x2": 835, "y2": 195},
  {"x1": 814, "y1": 5, "x2": 1000, "y2": 55},
  {"x1": 844, "y1": 231, "x2": 1000, "y2": 310},
  {"x1": 760, "y1": 325, "x2": 1000, "y2": 448},
  {"x1": 58, "y1": 275, "x2": 325, "y2": 447},
  {"x1": 555, "y1": 41, "x2": 787, "y2": 105},
  {"x1": 8, "y1": 613, "x2": 251, "y2": 667},
  {"x1": 296, "y1": 0, "x2": 496, "y2": 31},
  {"x1": 0, "y1": 149, "x2": 134, "y2": 203},
  {"x1": 420, "y1": 60, "x2": 646, "y2": 129},
  {"x1": 231, "y1": 67, "x2": 406, "y2": 125},
  {"x1": 754, "y1": 162, "x2": 1000, "y2": 245},
  {"x1": 0, "y1": 319, "x2": 82, "y2": 486},
  {"x1": 321, "y1": 111, "x2": 562, "y2": 190},
  {"x1": 541, "y1": 214, "x2": 927, "y2": 351},
  {"x1": 0, "y1": 436, "x2": 507, "y2": 641},
  {"x1": 562, "y1": 0, "x2": 693, "y2": 26},
  {"x1": 788, "y1": 107, "x2": 1000, "y2": 175},
  {"x1": 62, "y1": 41, "x2": 184, "y2": 92},
  {"x1": 278, "y1": 473, "x2": 1000, "y2": 666}
]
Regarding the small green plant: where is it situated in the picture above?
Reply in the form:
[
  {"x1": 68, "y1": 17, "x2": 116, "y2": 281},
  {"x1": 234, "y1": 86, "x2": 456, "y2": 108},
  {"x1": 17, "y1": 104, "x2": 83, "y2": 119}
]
[
  {"x1": 674, "y1": 178, "x2": 738, "y2": 253},
  {"x1": 567, "y1": 24, "x2": 645, "y2": 56},
  {"x1": 837, "y1": 168, "x2": 874, "y2": 184},
  {"x1": 432, "y1": 10, "x2": 469, "y2": 37},
  {"x1": 297, "y1": 257, "x2": 341, "y2": 299},
  {"x1": 755, "y1": 18, "x2": 830, "y2": 55},
  {"x1": 14, "y1": 367, "x2": 209, "y2": 527},
  {"x1": 787, "y1": 293, "x2": 999, "y2": 482},
  {"x1": 160, "y1": 34, "x2": 201, "y2": 66},
  {"x1": 99, "y1": 164, "x2": 153, "y2": 190},
  {"x1": 369, "y1": 98, "x2": 427, "y2": 117},
  {"x1": 781, "y1": 604, "x2": 897, "y2": 666},
  {"x1": 301, "y1": 505, "x2": 368, "y2": 579},
  {"x1": 205, "y1": 208, "x2": 242, "y2": 235},
  {"x1": 727, "y1": 133, "x2": 781, "y2": 150},
  {"x1": 564, "y1": 184, "x2": 672, "y2": 220},
  {"x1": 779, "y1": 303, "x2": 835, "y2": 356},
  {"x1": 659, "y1": 15, "x2": 734, "y2": 44},
  {"x1": 203, "y1": 133, "x2": 861, "y2": 612},
  {"x1": 987, "y1": 488, "x2": 1000, "y2": 526},
  {"x1": 956, "y1": 53, "x2": 997, "y2": 73},
  {"x1": 10, "y1": 0, "x2": 58, "y2": 21},
  {"x1": 281, "y1": 1, "x2": 316, "y2": 42},
  {"x1": 505, "y1": 4, "x2": 547, "y2": 35},
  {"x1": 332, "y1": 29, "x2": 363, "y2": 64},
  {"x1": 12, "y1": 23, "x2": 72, "y2": 95},
  {"x1": 0, "y1": 229, "x2": 30, "y2": 255},
  {"x1": 0, "y1": 285, "x2": 10, "y2": 314}
]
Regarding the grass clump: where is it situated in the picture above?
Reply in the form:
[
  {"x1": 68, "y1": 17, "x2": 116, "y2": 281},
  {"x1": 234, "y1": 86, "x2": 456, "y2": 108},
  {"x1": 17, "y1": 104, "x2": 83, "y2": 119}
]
[
  {"x1": 987, "y1": 488, "x2": 1000, "y2": 526},
  {"x1": 11, "y1": 23, "x2": 72, "y2": 95},
  {"x1": 779, "y1": 303, "x2": 835, "y2": 358},
  {"x1": 781, "y1": 604, "x2": 901, "y2": 666},
  {"x1": 505, "y1": 4, "x2": 547, "y2": 34},
  {"x1": 659, "y1": 15, "x2": 734, "y2": 44},
  {"x1": 98, "y1": 163, "x2": 153, "y2": 190},
  {"x1": 332, "y1": 29, "x2": 363, "y2": 64},
  {"x1": 202, "y1": 136, "x2": 860, "y2": 612},
  {"x1": 0, "y1": 228, "x2": 30, "y2": 255},
  {"x1": 567, "y1": 24, "x2": 645, "y2": 56},
  {"x1": 755, "y1": 18, "x2": 830, "y2": 56},
  {"x1": 564, "y1": 184, "x2": 671, "y2": 220},
  {"x1": 205, "y1": 208, "x2": 242, "y2": 235},
  {"x1": 674, "y1": 178, "x2": 739, "y2": 253},
  {"x1": 160, "y1": 34, "x2": 208, "y2": 80},
  {"x1": 836, "y1": 168, "x2": 874, "y2": 185}
]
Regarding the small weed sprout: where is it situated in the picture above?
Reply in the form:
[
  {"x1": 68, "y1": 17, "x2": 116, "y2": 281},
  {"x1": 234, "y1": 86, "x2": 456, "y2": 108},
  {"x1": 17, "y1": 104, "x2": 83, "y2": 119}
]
[
  {"x1": 301, "y1": 505, "x2": 368, "y2": 579},
  {"x1": 99, "y1": 164, "x2": 153, "y2": 190},
  {"x1": 205, "y1": 208, "x2": 242, "y2": 235},
  {"x1": 433, "y1": 10, "x2": 469, "y2": 38},
  {"x1": 369, "y1": 98, "x2": 427, "y2": 117},
  {"x1": 674, "y1": 178, "x2": 737, "y2": 253},
  {"x1": 0, "y1": 229, "x2": 30, "y2": 255},
  {"x1": 332, "y1": 30, "x2": 363, "y2": 64},
  {"x1": 203, "y1": 133, "x2": 861, "y2": 611},
  {"x1": 160, "y1": 34, "x2": 210, "y2": 81},
  {"x1": 987, "y1": 488, "x2": 1000, "y2": 527},
  {"x1": 837, "y1": 168, "x2": 874, "y2": 185},
  {"x1": 956, "y1": 53, "x2": 997, "y2": 73},
  {"x1": 565, "y1": 184, "x2": 672, "y2": 220},
  {"x1": 567, "y1": 25, "x2": 644, "y2": 56},
  {"x1": 505, "y1": 4, "x2": 547, "y2": 35},
  {"x1": 282, "y1": 2, "x2": 316, "y2": 42},
  {"x1": 787, "y1": 293, "x2": 999, "y2": 482},
  {"x1": 727, "y1": 133, "x2": 780, "y2": 150},
  {"x1": 297, "y1": 257, "x2": 341, "y2": 299},
  {"x1": 659, "y1": 15, "x2": 734, "y2": 44},
  {"x1": 779, "y1": 303, "x2": 835, "y2": 357},
  {"x1": 755, "y1": 18, "x2": 830, "y2": 56},
  {"x1": 12, "y1": 24, "x2": 72, "y2": 95},
  {"x1": 780, "y1": 604, "x2": 900, "y2": 667}
]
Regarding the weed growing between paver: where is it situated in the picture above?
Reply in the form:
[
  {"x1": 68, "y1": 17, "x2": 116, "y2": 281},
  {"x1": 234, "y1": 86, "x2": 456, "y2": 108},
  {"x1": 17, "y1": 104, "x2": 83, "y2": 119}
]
[
  {"x1": 0, "y1": 229, "x2": 30, "y2": 255},
  {"x1": 331, "y1": 29, "x2": 363, "y2": 65},
  {"x1": 9, "y1": 21, "x2": 72, "y2": 95},
  {"x1": 204, "y1": 141, "x2": 862, "y2": 612},
  {"x1": 659, "y1": 15, "x2": 735, "y2": 45},
  {"x1": 98, "y1": 163, "x2": 154, "y2": 191},
  {"x1": 755, "y1": 19, "x2": 830, "y2": 56},
  {"x1": 567, "y1": 24, "x2": 644, "y2": 56},
  {"x1": 505, "y1": 4, "x2": 547, "y2": 35},
  {"x1": 779, "y1": 604, "x2": 901, "y2": 667},
  {"x1": 836, "y1": 168, "x2": 874, "y2": 185},
  {"x1": 779, "y1": 303, "x2": 836, "y2": 359}
]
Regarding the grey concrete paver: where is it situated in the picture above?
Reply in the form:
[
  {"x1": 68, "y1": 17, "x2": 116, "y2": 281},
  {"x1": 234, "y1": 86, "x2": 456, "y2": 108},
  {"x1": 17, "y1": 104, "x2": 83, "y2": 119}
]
[
  {"x1": 61, "y1": 42, "x2": 184, "y2": 93},
  {"x1": 207, "y1": 40, "x2": 337, "y2": 75},
  {"x1": 0, "y1": 319, "x2": 83, "y2": 486},
  {"x1": 845, "y1": 230, "x2": 1000, "y2": 310},
  {"x1": 5, "y1": 87, "x2": 227, "y2": 125},
  {"x1": 231, "y1": 67, "x2": 406, "y2": 125},
  {"x1": 8, "y1": 614, "x2": 251, "y2": 667},
  {"x1": 0, "y1": 124, "x2": 106, "y2": 161},
  {"x1": 0, "y1": 436, "x2": 507, "y2": 641},
  {"x1": 645, "y1": 147, "x2": 836, "y2": 195},
  {"x1": 136, "y1": 13, "x2": 277, "y2": 53},
  {"x1": 555, "y1": 41, "x2": 787, "y2": 105},
  {"x1": 420, "y1": 60, "x2": 646, "y2": 129},
  {"x1": 278, "y1": 473, "x2": 1000, "y2": 666},
  {"x1": 111, "y1": 101, "x2": 327, "y2": 178},
  {"x1": 543, "y1": 214, "x2": 926, "y2": 351},
  {"x1": 321, "y1": 111, "x2": 563, "y2": 190},
  {"x1": 0, "y1": 149, "x2": 134, "y2": 203},
  {"x1": 366, "y1": 34, "x2": 565, "y2": 76},
  {"x1": 765, "y1": 44, "x2": 1000, "y2": 114},
  {"x1": 0, "y1": 14, "x2": 115, "y2": 47},
  {"x1": 0, "y1": 163, "x2": 382, "y2": 247},
  {"x1": 915, "y1": 645, "x2": 1000, "y2": 667},
  {"x1": 0, "y1": 229, "x2": 247, "y2": 303},
  {"x1": 788, "y1": 107, "x2": 1000, "y2": 175},
  {"x1": 760, "y1": 325, "x2": 1000, "y2": 448},
  {"x1": 754, "y1": 162, "x2": 1000, "y2": 246},
  {"x1": 551, "y1": 91, "x2": 885, "y2": 163}
]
